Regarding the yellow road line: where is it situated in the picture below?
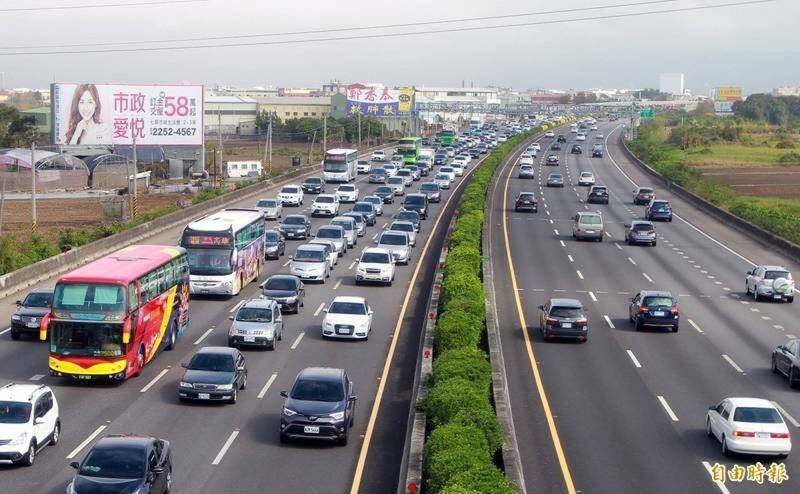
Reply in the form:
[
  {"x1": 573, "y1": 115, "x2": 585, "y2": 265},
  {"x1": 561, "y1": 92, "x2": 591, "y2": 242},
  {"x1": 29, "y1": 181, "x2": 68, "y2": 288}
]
[
  {"x1": 501, "y1": 140, "x2": 577, "y2": 494},
  {"x1": 349, "y1": 154, "x2": 491, "y2": 494}
]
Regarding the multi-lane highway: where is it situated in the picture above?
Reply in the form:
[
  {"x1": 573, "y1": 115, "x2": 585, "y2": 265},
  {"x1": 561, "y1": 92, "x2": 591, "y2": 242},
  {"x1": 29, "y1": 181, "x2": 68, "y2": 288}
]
[
  {"x1": 488, "y1": 122, "x2": 800, "y2": 493},
  {"x1": 0, "y1": 144, "x2": 493, "y2": 493}
]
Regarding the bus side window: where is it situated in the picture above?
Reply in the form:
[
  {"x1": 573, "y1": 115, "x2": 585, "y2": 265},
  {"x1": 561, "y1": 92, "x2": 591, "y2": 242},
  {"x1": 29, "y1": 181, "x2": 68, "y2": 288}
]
[{"x1": 128, "y1": 283, "x2": 138, "y2": 310}]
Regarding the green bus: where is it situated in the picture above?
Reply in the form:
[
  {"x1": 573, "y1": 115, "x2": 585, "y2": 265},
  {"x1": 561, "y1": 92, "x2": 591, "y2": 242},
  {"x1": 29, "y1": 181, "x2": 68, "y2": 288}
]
[
  {"x1": 440, "y1": 129, "x2": 456, "y2": 146},
  {"x1": 397, "y1": 137, "x2": 422, "y2": 165}
]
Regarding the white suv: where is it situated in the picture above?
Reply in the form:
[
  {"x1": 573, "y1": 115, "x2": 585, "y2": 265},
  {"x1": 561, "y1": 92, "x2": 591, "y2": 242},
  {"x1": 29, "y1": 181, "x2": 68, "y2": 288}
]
[
  {"x1": 0, "y1": 383, "x2": 60, "y2": 466},
  {"x1": 746, "y1": 265, "x2": 795, "y2": 303}
]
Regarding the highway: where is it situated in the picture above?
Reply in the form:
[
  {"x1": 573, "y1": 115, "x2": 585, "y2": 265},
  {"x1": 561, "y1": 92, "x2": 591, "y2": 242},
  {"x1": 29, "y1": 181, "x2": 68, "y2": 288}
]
[
  {"x1": 0, "y1": 145, "x2": 490, "y2": 493},
  {"x1": 488, "y1": 122, "x2": 800, "y2": 493}
]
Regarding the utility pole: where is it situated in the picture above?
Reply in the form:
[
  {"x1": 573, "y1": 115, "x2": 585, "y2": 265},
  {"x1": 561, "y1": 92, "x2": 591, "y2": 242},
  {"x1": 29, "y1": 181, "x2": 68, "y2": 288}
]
[
  {"x1": 357, "y1": 112, "x2": 362, "y2": 148},
  {"x1": 30, "y1": 142, "x2": 37, "y2": 234},
  {"x1": 267, "y1": 112, "x2": 273, "y2": 174},
  {"x1": 0, "y1": 177, "x2": 6, "y2": 237},
  {"x1": 262, "y1": 115, "x2": 270, "y2": 174},
  {"x1": 323, "y1": 114, "x2": 327, "y2": 154},
  {"x1": 308, "y1": 130, "x2": 316, "y2": 164},
  {"x1": 217, "y1": 108, "x2": 223, "y2": 185},
  {"x1": 132, "y1": 133, "x2": 138, "y2": 218}
]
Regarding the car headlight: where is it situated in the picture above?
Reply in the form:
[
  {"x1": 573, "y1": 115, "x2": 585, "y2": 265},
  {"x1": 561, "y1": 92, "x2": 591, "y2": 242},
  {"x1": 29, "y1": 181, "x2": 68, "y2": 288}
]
[
  {"x1": 11, "y1": 432, "x2": 29, "y2": 446},
  {"x1": 11, "y1": 314, "x2": 21, "y2": 321},
  {"x1": 324, "y1": 321, "x2": 334, "y2": 328},
  {"x1": 179, "y1": 381, "x2": 193, "y2": 388},
  {"x1": 265, "y1": 329, "x2": 274, "y2": 339},
  {"x1": 283, "y1": 407, "x2": 297, "y2": 417},
  {"x1": 217, "y1": 384, "x2": 233, "y2": 390},
  {"x1": 329, "y1": 411, "x2": 345, "y2": 421}
]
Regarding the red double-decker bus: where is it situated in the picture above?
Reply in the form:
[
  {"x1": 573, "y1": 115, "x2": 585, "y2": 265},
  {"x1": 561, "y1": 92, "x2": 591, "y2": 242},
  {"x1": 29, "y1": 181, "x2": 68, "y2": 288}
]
[{"x1": 41, "y1": 245, "x2": 190, "y2": 381}]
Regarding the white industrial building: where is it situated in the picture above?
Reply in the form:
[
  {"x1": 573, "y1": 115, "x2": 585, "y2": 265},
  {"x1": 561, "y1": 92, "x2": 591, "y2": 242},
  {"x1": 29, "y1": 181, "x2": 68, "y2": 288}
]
[
  {"x1": 204, "y1": 96, "x2": 259, "y2": 135},
  {"x1": 415, "y1": 86, "x2": 500, "y2": 125}
]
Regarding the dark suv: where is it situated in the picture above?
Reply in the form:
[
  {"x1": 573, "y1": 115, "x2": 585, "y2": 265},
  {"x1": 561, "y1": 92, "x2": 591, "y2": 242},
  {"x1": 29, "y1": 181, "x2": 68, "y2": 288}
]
[
  {"x1": 587, "y1": 185, "x2": 609, "y2": 204},
  {"x1": 515, "y1": 192, "x2": 538, "y2": 212},
  {"x1": 280, "y1": 367, "x2": 357, "y2": 445},
  {"x1": 646, "y1": 199, "x2": 673, "y2": 222},
  {"x1": 538, "y1": 298, "x2": 589, "y2": 342},
  {"x1": 11, "y1": 288, "x2": 53, "y2": 340},
  {"x1": 629, "y1": 290, "x2": 679, "y2": 332},
  {"x1": 402, "y1": 193, "x2": 428, "y2": 219},
  {"x1": 571, "y1": 144, "x2": 582, "y2": 154},
  {"x1": 301, "y1": 176, "x2": 325, "y2": 194},
  {"x1": 772, "y1": 338, "x2": 800, "y2": 387}
]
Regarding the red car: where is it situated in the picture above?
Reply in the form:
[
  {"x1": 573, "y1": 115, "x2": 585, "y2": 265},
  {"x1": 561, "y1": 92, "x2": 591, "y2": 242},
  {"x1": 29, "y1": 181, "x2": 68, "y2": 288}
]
[{"x1": 633, "y1": 186, "x2": 655, "y2": 205}]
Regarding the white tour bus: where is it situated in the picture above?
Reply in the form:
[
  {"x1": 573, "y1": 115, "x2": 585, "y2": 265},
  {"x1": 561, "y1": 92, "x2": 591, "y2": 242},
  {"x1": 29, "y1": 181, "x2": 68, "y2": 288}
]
[
  {"x1": 323, "y1": 148, "x2": 358, "y2": 183},
  {"x1": 181, "y1": 208, "x2": 266, "y2": 296}
]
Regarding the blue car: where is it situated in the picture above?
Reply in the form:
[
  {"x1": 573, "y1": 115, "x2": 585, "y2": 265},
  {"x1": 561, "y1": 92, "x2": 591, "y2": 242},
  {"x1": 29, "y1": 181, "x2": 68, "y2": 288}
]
[{"x1": 646, "y1": 200, "x2": 673, "y2": 221}]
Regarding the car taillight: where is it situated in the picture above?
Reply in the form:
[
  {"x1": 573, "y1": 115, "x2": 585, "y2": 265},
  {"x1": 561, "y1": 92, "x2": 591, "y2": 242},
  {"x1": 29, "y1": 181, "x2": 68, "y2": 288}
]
[
  {"x1": 670, "y1": 307, "x2": 680, "y2": 315},
  {"x1": 733, "y1": 431, "x2": 756, "y2": 438},
  {"x1": 639, "y1": 307, "x2": 649, "y2": 313},
  {"x1": 576, "y1": 318, "x2": 588, "y2": 326},
  {"x1": 771, "y1": 432, "x2": 790, "y2": 439},
  {"x1": 546, "y1": 318, "x2": 559, "y2": 325}
]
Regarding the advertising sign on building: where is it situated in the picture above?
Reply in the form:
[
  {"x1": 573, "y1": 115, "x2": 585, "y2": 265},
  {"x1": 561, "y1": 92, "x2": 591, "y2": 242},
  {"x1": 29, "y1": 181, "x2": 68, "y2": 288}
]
[
  {"x1": 346, "y1": 83, "x2": 413, "y2": 116},
  {"x1": 712, "y1": 87, "x2": 742, "y2": 116},
  {"x1": 51, "y1": 83, "x2": 204, "y2": 146}
]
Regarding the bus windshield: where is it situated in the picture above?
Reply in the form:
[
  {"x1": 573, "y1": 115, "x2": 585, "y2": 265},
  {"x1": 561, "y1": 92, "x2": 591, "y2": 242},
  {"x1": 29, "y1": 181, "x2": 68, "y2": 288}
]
[
  {"x1": 187, "y1": 248, "x2": 233, "y2": 276},
  {"x1": 324, "y1": 161, "x2": 349, "y2": 172},
  {"x1": 50, "y1": 321, "x2": 124, "y2": 358},
  {"x1": 53, "y1": 283, "x2": 126, "y2": 312}
]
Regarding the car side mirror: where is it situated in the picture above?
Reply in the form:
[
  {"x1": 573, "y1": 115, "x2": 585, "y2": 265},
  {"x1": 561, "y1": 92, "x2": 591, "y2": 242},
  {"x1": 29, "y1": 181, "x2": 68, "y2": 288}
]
[
  {"x1": 323, "y1": 308, "x2": 328, "y2": 313},
  {"x1": 708, "y1": 405, "x2": 716, "y2": 411},
  {"x1": 180, "y1": 362, "x2": 188, "y2": 369},
  {"x1": 34, "y1": 417, "x2": 45, "y2": 425},
  {"x1": 152, "y1": 466, "x2": 165, "y2": 474},
  {"x1": 228, "y1": 315, "x2": 234, "y2": 320},
  {"x1": 237, "y1": 365, "x2": 246, "y2": 371},
  {"x1": 289, "y1": 255, "x2": 293, "y2": 260},
  {"x1": 537, "y1": 305, "x2": 544, "y2": 310},
  {"x1": 349, "y1": 395, "x2": 358, "y2": 401},
  {"x1": 368, "y1": 310, "x2": 374, "y2": 315},
  {"x1": 280, "y1": 390, "x2": 288, "y2": 398},
  {"x1": 15, "y1": 300, "x2": 22, "y2": 306},
  {"x1": 624, "y1": 224, "x2": 630, "y2": 228},
  {"x1": 70, "y1": 461, "x2": 80, "y2": 469}
]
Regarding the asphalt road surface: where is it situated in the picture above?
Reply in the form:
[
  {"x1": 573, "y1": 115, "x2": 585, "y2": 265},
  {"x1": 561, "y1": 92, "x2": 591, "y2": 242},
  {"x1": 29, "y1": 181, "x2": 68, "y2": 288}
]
[{"x1": 488, "y1": 122, "x2": 800, "y2": 494}]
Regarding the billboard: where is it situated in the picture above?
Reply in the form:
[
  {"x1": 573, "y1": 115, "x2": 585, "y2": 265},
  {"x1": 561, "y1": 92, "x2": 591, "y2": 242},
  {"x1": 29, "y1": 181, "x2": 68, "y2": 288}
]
[
  {"x1": 346, "y1": 83, "x2": 413, "y2": 117},
  {"x1": 713, "y1": 86, "x2": 743, "y2": 102},
  {"x1": 52, "y1": 83, "x2": 204, "y2": 146}
]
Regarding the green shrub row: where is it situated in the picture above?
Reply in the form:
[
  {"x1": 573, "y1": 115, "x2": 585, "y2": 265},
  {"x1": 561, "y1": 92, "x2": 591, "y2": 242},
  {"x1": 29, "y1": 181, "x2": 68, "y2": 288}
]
[{"x1": 424, "y1": 125, "x2": 552, "y2": 493}]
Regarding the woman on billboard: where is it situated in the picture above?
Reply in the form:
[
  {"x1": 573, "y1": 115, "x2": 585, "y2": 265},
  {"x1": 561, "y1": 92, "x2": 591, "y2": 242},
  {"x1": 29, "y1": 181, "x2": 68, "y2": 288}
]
[{"x1": 64, "y1": 84, "x2": 112, "y2": 145}]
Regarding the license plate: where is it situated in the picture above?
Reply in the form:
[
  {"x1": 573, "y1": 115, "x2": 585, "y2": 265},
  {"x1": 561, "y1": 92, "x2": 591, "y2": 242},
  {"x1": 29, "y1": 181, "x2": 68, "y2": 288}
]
[
  {"x1": 337, "y1": 327, "x2": 351, "y2": 335},
  {"x1": 757, "y1": 432, "x2": 770, "y2": 439},
  {"x1": 561, "y1": 323, "x2": 573, "y2": 329},
  {"x1": 774, "y1": 295, "x2": 782, "y2": 299},
  {"x1": 585, "y1": 230, "x2": 594, "y2": 234},
  {"x1": 303, "y1": 426, "x2": 320, "y2": 434},
  {"x1": 27, "y1": 322, "x2": 39, "y2": 328},
  {"x1": 244, "y1": 336, "x2": 255, "y2": 342},
  {"x1": 198, "y1": 393, "x2": 210, "y2": 400},
  {"x1": 653, "y1": 311, "x2": 665, "y2": 317}
]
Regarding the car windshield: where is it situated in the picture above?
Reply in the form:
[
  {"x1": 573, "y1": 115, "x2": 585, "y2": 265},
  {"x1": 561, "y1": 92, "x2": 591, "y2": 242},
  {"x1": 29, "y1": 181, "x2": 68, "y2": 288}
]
[
  {"x1": 733, "y1": 407, "x2": 783, "y2": 423},
  {"x1": 79, "y1": 446, "x2": 146, "y2": 479},
  {"x1": 329, "y1": 301, "x2": 367, "y2": 315},
  {"x1": 638, "y1": 188, "x2": 653, "y2": 194},
  {"x1": 581, "y1": 173, "x2": 593, "y2": 178},
  {"x1": 265, "y1": 231, "x2": 281, "y2": 242},
  {"x1": 315, "y1": 196, "x2": 335, "y2": 203},
  {"x1": 519, "y1": 194, "x2": 535, "y2": 200},
  {"x1": 398, "y1": 212, "x2": 419, "y2": 222},
  {"x1": 377, "y1": 187, "x2": 392, "y2": 194},
  {"x1": 188, "y1": 353, "x2": 235, "y2": 372},
  {"x1": 236, "y1": 307, "x2": 272, "y2": 322},
  {"x1": 441, "y1": 167, "x2": 454, "y2": 172},
  {"x1": 381, "y1": 234, "x2": 407, "y2": 246},
  {"x1": 651, "y1": 202, "x2": 669, "y2": 210},
  {"x1": 388, "y1": 177, "x2": 403, "y2": 184},
  {"x1": 405, "y1": 196, "x2": 425, "y2": 206},
  {"x1": 257, "y1": 200, "x2": 277, "y2": 208},
  {"x1": 633, "y1": 224, "x2": 654, "y2": 231},
  {"x1": 391, "y1": 223, "x2": 413, "y2": 232},
  {"x1": 765, "y1": 271, "x2": 791, "y2": 280},
  {"x1": 361, "y1": 252, "x2": 390, "y2": 263},
  {"x1": 22, "y1": 291, "x2": 52, "y2": 307},
  {"x1": 0, "y1": 401, "x2": 32, "y2": 424},
  {"x1": 291, "y1": 379, "x2": 344, "y2": 402},
  {"x1": 305, "y1": 178, "x2": 322, "y2": 184},
  {"x1": 374, "y1": 151, "x2": 384, "y2": 155},
  {"x1": 282, "y1": 187, "x2": 299, "y2": 194},
  {"x1": 549, "y1": 175, "x2": 562, "y2": 180},
  {"x1": 397, "y1": 170, "x2": 411, "y2": 176},
  {"x1": 550, "y1": 307, "x2": 584, "y2": 318},
  {"x1": 339, "y1": 185, "x2": 355, "y2": 192},
  {"x1": 265, "y1": 278, "x2": 296, "y2": 291},
  {"x1": 353, "y1": 204, "x2": 371, "y2": 212},
  {"x1": 421, "y1": 184, "x2": 438, "y2": 192},
  {"x1": 644, "y1": 296, "x2": 674, "y2": 308},
  {"x1": 365, "y1": 197, "x2": 381, "y2": 204},
  {"x1": 436, "y1": 175, "x2": 448, "y2": 180},
  {"x1": 579, "y1": 215, "x2": 601, "y2": 225},
  {"x1": 521, "y1": 166, "x2": 533, "y2": 171},
  {"x1": 332, "y1": 220, "x2": 353, "y2": 231},
  {"x1": 295, "y1": 249, "x2": 326, "y2": 261},
  {"x1": 284, "y1": 216, "x2": 306, "y2": 225},
  {"x1": 345, "y1": 214, "x2": 364, "y2": 224}
]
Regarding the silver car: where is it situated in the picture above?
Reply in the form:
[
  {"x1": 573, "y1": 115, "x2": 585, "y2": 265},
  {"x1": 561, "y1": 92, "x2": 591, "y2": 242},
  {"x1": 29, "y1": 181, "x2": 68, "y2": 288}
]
[
  {"x1": 746, "y1": 265, "x2": 795, "y2": 302},
  {"x1": 331, "y1": 216, "x2": 358, "y2": 247},
  {"x1": 388, "y1": 221, "x2": 417, "y2": 247},
  {"x1": 290, "y1": 244, "x2": 331, "y2": 282},
  {"x1": 387, "y1": 176, "x2": 406, "y2": 196},
  {"x1": 377, "y1": 231, "x2": 411, "y2": 265},
  {"x1": 256, "y1": 198, "x2": 282, "y2": 220},
  {"x1": 363, "y1": 195, "x2": 384, "y2": 216},
  {"x1": 572, "y1": 211, "x2": 604, "y2": 241},
  {"x1": 308, "y1": 239, "x2": 338, "y2": 270},
  {"x1": 228, "y1": 298, "x2": 283, "y2": 349},
  {"x1": 314, "y1": 225, "x2": 347, "y2": 256}
]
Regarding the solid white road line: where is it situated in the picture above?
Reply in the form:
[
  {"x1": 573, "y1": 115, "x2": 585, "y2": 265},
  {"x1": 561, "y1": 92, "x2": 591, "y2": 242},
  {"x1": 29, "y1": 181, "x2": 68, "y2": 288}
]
[
  {"x1": 290, "y1": 332, "x2": 305, "y2": 350},
  {"x1": 642, "y1": 273, "x2": 654, "y2": 283},
  {"x1": 603, "y1": 315, "x2": 615, "y2": 329},
  {"x1": 722, "y1": 354, "x2": 744, "y2": 374},
  {"x1": 589, "y1": 291, "x2": 598, "y2": 302},
  {"x1": 140, "y1": 368, "x2": 170, "y2": 393},
  {"x1": 348, "y1": 261, "x2": 357, "y2": 269},
  {"x1": 212, "y1": 430, "x2": 240, "y2": 465},
  {"x1": 229, "y1": 300, "x2": 245, "y2": 313},
  {"x1": 688, "y1": 319, "x2": 704, "y2": 333},
  {"x1": 0, "y1": 327, "x2": 10, "y2": 335},
  {"x1": 626, "y1": 350, "x2": 642, "y2": 368},
  {"x1": 372, "y1": 233, "x2": 379, "y2": 240},
  {"x1": 193, "y1": 327, "x2": 215, "y2": 345},
  {"x1": 567, "y1": 255, "x2": 574, "y2": 263},
  {"x1": 258, "y1": 373, "x2": 278, "y2": 399},
  {"x1": 282, "y1": 259, "x2": 291, "y2": 267},
  {"x1": 702, "y1": 461, "x2": 733, "y2": 494},
  {"x1": 772, "y1": 401, "x2": 800, "y2": 428},
  {"x1": 576, "y1": 270, "x2": 584, "y2": 280},
  {"x1": 313, "y1": 302, "x2": 325, "y2": 317},
  {"x1": 657, "y1": 396, "x2": 679, "y2": 422},
  {"x1": 29, "y1": 374, "x2": 45, "y2": 381},
  {"x1": 333, "y1": 279, "x2": 342, "y2": 290},
  {"x1": 627, "y1": 257, "x2": 637, "y2": 265},
  {"x1": 67, "y1": 425, "x2": 107, "y2": 459}
]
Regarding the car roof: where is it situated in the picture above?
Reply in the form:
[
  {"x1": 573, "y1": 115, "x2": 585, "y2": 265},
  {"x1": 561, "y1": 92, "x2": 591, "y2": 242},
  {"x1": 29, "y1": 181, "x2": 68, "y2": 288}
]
[
  {"x1": 196, "y1": 346, "x2": 239, "y2": 356},
  {"x1": 297, "y1": 243, "x2": 328, "y2": 252},
  {"x1": 631, "y1": 220, "x2": 654, "y2": 226},
  {"x1": 406, "y1": 193, "x2": 426, "y2": 198},
  {"x1": 759, "y1": 265, "x2": 790, "y2": 271},
  {"x1": 92, "y1": 435, "x2": 155, "y2": 451},
  {"x1": 297, "y1": 367, "x2": 345, "y2": 383},
  {"x1": 725, "y1": 397, "x2": 777, "y2": 408},
  {"x1": 549, "y1": 298, "x2": 583, "y2": 308},
  {"x1": 651, "y1": 199, "x2": 669, "y2": 204},
  {"x1": 331, "y1": 295, "x2": 366, "y2": 304},
  {"x1": 315, "y1": 194, "x2": 336, "y2": 199},
  {"x1": 241, "y1": 298, "x2": 274, "y2": 309},
  {"x1": 267, "y1": 274, "x2": 299, "y2": 282},
  {"x1": 578, "y1": 211, "x2": 600, "y2": 217},
  {"x1": 640, "y1": 290, "x2": 673, "y2": 298},
  {"x1": 332, "y1": 216, "x2": 355, "y2": 223},
  {"x1": 362, "y1": 247, "x2": 391, "y2": 255},
  {"x1": 284, "y1": 214, "x2": 306, "y2": 220},
  {"x1": 518, "y1": 191, "x2": 536, "y2": 196},
  {"x1": 382, "y1": 230, "x2": 408, "y2": 238},
  {"x1": 0, "y1": 383, "x2": 51, "y2": 402},
  {"x1": 27, "y1": 288, "x2": 54, "y2": 295},
  {"x1": 392, "y1": 220, "x2": 414, "y2": 227}
]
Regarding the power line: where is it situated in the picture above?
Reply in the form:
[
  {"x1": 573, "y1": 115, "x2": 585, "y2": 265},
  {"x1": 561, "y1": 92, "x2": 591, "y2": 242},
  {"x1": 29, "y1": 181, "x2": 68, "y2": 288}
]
[
  {"x1": 1, "y1": 0, "x2": 680, "y2": 50},
  {"x1": 0, "y1": 0, "x2": 775, "y2": 56},
  {"x1": 0, "y1": 0, "x2": 208, "y2": 13}
]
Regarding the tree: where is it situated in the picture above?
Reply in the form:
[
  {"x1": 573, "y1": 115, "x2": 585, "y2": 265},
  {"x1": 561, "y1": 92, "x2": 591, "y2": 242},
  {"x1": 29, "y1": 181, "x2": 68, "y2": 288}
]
[{"x1": 0, "y1": 104, "x2": 35, "y2": 147}]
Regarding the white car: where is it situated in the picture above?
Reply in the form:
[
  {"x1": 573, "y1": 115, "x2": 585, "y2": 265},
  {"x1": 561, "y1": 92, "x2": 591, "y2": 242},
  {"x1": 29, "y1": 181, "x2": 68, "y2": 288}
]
[
  {"x1": 377, "y1": 230, "x2": 411, "y2": 264},
  {"x1": 590, "y1": 125, "x2": 599, "y2": 131},
  {"x1": 311, "y1": 194, "x2": 340, "y2": 217},
  {"x1": 498, "y1": 135, "x2": 508, "y2": 142},
  {"x1": 707, "y1": 397, "x2": 791, "y2": 457},
  {"x1": 395, "y1": 168, "x2": 414, "y2": 186},
  {"x1": 531, "y1": 143, "x2": 541, "y2": 151},
  {"x1": 335, "y1": 184, "x2": 359, "y2": 203},
  {"x1": 578, "y1": 172, "x2": 596, "y2": 186},
  {"x1": 545, "y1": 131, "x2": 555, "y2": 138},
  {"x1": 278, "y1": 185, "x2": 304, "y2": 206},
  {"x1": 255, "y1": 198, "x2": 282, "y2": 220},
  {"x1": 371, "y1": 150, "x2": 386, "y2": 162},
  {"x1": 746, "y1": 265, "x2": 795, "y2": 302},
  {"x1": 355, "y1": 247, "x2": 396, "y2": 286},
  {"x1": 390, "y1": 154, "x2": 403, "y2": 165},
  {"x1": 322, "y1": 296, "x2": 373, "y2": 340},
  {"x1": 383, "y1": 163, "x2": 399, "y2": 177},
  {"x1": 363, "y1": 195, "x2": 384, "y2": 216},
  {"x1": 0, "y1": 383, "x2": 60, "y2": 466},
  {"x1": 434, "y1": 173, "x2": 452, "y2": 190},
  {"x1": 519, "y1": 154, "x2": 535, "y2": 166},
  {"x1": 595, "y1": 133, "x2": 604, "y2": 139},
  {"x1": 388, "y1": 221, "x2": 417, "y2": 247},
  {"x1": 308, "y1": 239, "x2": 338, "y2": 269},
  {"x1": 290, "y1": 243, "x2": 330, "y2": 281},
  {"x1": 356, "y1": 160, "x2": 372, "y2": 174},
  {"x1": 570, "y1": 127, "x2": 578, "y2": 134},
  {"x1": 439, "y1": 167, "x2": 457, "y2": 182},
  {"x1": 331, "y1": 216, "x2": 357, "y2": 247},
  {"x1": 576, "y1": 133, "x2": 586, "y2": 141},
  {"x1": 387, "y1": 177, "x2": 406, "y2": 196}
]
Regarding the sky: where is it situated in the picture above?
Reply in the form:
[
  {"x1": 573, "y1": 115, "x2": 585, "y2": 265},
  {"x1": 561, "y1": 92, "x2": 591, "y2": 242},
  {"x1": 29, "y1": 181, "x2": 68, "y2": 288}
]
[{"x1": 0, "y1": 0, "x2": 798, "y2": 94}]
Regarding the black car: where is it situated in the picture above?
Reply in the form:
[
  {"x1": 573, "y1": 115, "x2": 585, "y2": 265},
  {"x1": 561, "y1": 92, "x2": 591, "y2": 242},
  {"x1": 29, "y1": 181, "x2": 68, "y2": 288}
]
[
  {"x1": 265, "y1": 229, "x2": 286, "y2": 260},
  {"x1": 375, "y1": 186, "x2": 395, "y2": 204},
  {"x1": 10, "y1": 288, "x2": 53, "y2": 340},
  {"x1": 351, "y1": 202, "x2": 377, "y2": 226},
  {"x1": 261, "y1": 274, "x2": 305, "y2": 313},
  {"x1": 772, "y1": 338, "x2": 800, "y2": 387},
  {"x1": 587, "y1": 185, "x2": 609, "y2": 204},
  {"x1": 434, "y1": 154, "x2": 447, "y2": 165},
  {"x1": 415, "y1": 162, "x2": 430, "y2": 176},
  {"x1": 646, "y1": 199, "x2": 673, "y2": 222},
  {"x1": 179, "y1": 347, "x2": 247, "y2": 403},
  {"x1": 551, "y1": 142, "x2": 562, "y2": 151},
  {"x1": 301, "y1": 176, "x2": 325, "y2": 194},
  {"x1": 279, "y1": 214, "x2": 311, "y2": 239},
  {"x1": 68, "y1": 435, "x2": 172, "y2": 494},
  {"x1": 538, "y1": 298, "x2": 588, "y2": 342},
  {"x1": 280, "y1": 367, "x2": 357, "y2": 445},
  {"x1": 546, "y1": 155, "x2": 560, "y2": 165},
  {"x1": 469, "y1": 148, "x2": 481, "y2": 158},
  {"x1": 402, "y1": 193, "x2": 428, "y2": 219},
  {"x1": 395, "y1": 209, "x2": 421, "y2": 231},
  {"x1": 629, "y1": 290, "x2": 679, "y2": 332},
  {"x1": 592, "y1": 146, "x2": 603, "y2": 158},
  {"x1": 422, "y1": 137, "x2": 431, "y2": 146},
  {"x1": 557, "y1": 134, "x2": 567, "y2": 143},
  {"x1": 571, "y1": 144, "x2": 582, "y2": 154},
  {"x1": 515, "y1": 192, "x2": 538, "y2": 212}
]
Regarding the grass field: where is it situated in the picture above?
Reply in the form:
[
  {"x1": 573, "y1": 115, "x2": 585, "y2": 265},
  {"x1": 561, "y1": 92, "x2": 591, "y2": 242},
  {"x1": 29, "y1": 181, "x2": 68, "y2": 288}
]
[{"x1": 685, "y1": 144, "x2": 800, "y2": 167}]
